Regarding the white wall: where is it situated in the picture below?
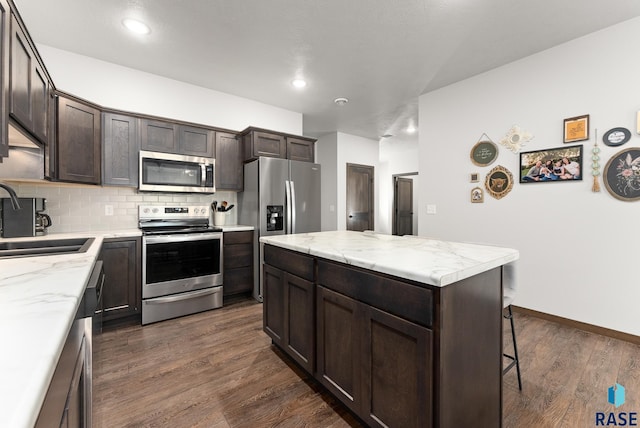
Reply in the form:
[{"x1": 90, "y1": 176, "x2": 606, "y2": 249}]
[
  {"x1": 316, "y1": 133, "x2": 338, "y2": 231},
  {"x1": 419, "y1": 17, "x2": 640, "y2": 336},
  {"x1": 37, "y1": 45, "x2": 302, "y2": 134},
  {"x1": 378, "y1": 140, "x2": 419, "y2": 234}
]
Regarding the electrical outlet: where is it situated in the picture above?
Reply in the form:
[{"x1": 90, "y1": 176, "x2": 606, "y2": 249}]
[
  {"x1": 426, "y1": 204, "x2": 437, "y2": 215},
  {"x1": 105, "y1": 205, "x2": 114, "y2": 216}
]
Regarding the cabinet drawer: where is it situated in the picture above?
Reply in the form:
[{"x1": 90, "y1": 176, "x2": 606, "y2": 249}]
[
  {"x1": 224, "y1": 230, "x2": 253, "y2": 245},
  {"x1": 318, "y1": 260, "x2": 433, "y2": 328},
  {"x1": 264, "y1": 245, "x2": 314, "y2": 282},
  {"x1": 224, "y1": 243, "x2": 252, "y2": 269}
]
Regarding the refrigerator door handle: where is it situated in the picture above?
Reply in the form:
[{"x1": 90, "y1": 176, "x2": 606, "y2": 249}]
[
  {"x1": 285, "y1": 180, "x2": 292, "y2": 234},
  {"x1": 290, "y1": 180, "x2": 296, "y2": 234}
]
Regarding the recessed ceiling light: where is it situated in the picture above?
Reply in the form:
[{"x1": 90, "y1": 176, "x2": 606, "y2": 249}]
[
  {"x1": 406, "y1": 126, "x2": 417, "y2": 134},
  {"x1": 122, "y1": 18, "x2": 151, "y2": 35},
  {"x1": 292, "y1": 79, "x2": 307, "y2": 89},
  {"x1": 334, "y1": 97, "x2": 349, "y2": 106}
]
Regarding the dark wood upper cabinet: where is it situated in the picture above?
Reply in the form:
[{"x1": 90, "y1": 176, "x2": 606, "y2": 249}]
[
  {"x1": 102, "y1": 112, "x2": 139, "y2": 187},
  {"x1": 0, "y1": 0, "x2": 9, "y2": 158},
  {"x1": 242, "y1": 128, "x2": 315, "y2": 162},
  {"x1": 215, "y1": 132, "x2": 243, "y2": 191},
  {"x1": 178, "y1": 125, "x2": 214, "y2": 157},
  {"x1": 140, "y1": 118, "x2": 177, "y2": 153},
  {"x1": 243, "y1": 129, "x2": 286, "y2": 161},
  {"x1": 9, "y1": 13, "x2": 48, "y2": 145},
  {"x1": 55, "y1": 95, "x2": 101, "y2": 184},
  {"x1": 286, "y1": 137, "x2": 315, "y2": 162}
]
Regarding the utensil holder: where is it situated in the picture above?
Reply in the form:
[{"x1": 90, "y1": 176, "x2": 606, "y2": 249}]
[{"x1": 214, "y1": 211, "x2": 226, "y2": 226}]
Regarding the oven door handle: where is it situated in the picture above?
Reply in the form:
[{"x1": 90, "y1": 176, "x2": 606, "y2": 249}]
[
  {"x1": 145, "y1": 287, "x2": 222, "y2": 304},
  {"x1": 144, "y1": 232, "x2": 222, "y2": 244}
]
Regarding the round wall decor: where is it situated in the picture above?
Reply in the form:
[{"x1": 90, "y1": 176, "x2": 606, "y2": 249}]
[
  {"x1": 470, "y1": 140, "x2": 498, "y2": 166},
  {"x1": 485, "y1": 165, "x2": 514, "y2": 200},
  {"x1": 603, "y1": 127, "x2": 631, "y2": 147},
  {"x1": 603, "y1": 147, "x2": 640, "y2": 201}
]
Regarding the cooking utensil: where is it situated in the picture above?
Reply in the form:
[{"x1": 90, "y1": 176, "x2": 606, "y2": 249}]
[
  {"x1": 212, "y1": 201, "x2": 217, "y2": 212},
  {"x1": 225, "y1": 204, "x2": 234, "y2": 212}
]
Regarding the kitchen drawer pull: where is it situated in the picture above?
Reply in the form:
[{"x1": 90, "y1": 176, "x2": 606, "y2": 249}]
[{"x1": 145, "y1": 287, "x2": 221, "y2": 304}]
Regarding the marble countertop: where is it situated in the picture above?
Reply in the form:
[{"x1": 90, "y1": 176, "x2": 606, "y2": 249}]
[
  {"x1": 221, "y1": 225, "x2": 254, "y2": 232},
  {"x1": 0, "y1": 229, "x2": 139, "y2": 428},
  {"x1": 260, "y1": 231, "x2": 519, "y2": 287}
]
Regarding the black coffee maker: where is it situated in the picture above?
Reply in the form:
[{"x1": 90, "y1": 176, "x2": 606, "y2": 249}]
[{"x1": 0, "y1": 197, "x2": 52, "y2": 237}]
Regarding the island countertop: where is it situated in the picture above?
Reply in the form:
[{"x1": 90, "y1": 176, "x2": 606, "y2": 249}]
[{"x1": 260, "y1": 230, "x2": 519, "y2": 287}]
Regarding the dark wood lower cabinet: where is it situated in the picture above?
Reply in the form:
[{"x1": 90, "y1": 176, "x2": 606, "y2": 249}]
[
  {"x1": 263, "y1": 244, "x2": 503, "y2": 428},
  {"x1": 101, "y1": 237, "x2": 141, "y2": 323},
  {"x1": 263, "y1": 254, "x2": 315, "y2": 373},
  {"x1": 223, "y1": 231, "x2": 254, "y2": 297}
]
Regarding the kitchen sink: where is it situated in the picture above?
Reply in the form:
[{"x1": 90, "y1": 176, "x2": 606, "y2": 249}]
[{"x1": 0, "y1": 237, "x2": 95, "y2": 258}]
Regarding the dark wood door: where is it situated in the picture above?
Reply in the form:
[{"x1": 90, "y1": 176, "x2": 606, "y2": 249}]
[
  {"x1": 140, "y1": 119, "x2": 177, "y2": 153},
  {"x1": 215, "y1": 132, "x2": 243, "y2": 191},
  {"x1": 362, "y1": 305, "x2": 433, "y2": 428},
  {"x1": 346, "y1": 163, "x2": 374, "y2": 231},
  {"x1": 285, "y1": 272, "x2": 315, "y2": 372},
  {"x1": 56, "y1": 96, "x2": 101, "y2": 184},
  {"x1": 102, "y1": 113, "x2": 139, "y2": 187},
  {"x1": 101, "y1": 238, "x2": 141, "y2": 322},
  {"x1": 178, "y1": 125, "x2": 214, "y2": 157},
  {"x1": 0, "y1": 0, "x2": 9, "y2": 158},
  {"x1": 263, "y1": 263, "x2": 285, "y2": 347},
  {"x1": 316, "y1": 286, "x2": 363, "y2": 415},
  {"x1": 9, "y1": 14, "x2": 49, "y2": 145},
  {"x1": 286, "y1": 137, "x2": 315, "y2": 162},
  {"x1": 394, "y1": 177, "x2": 413, "y2": 236}
]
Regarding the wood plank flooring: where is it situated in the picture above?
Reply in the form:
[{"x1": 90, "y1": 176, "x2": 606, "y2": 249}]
[{"x1": 93, "y1": 299, "x2": 640, "y2": 427}]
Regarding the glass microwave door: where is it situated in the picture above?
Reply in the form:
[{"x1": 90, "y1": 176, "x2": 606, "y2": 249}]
[{"x1": 142, "y1": 158, "x2": 202, "y2": 187}]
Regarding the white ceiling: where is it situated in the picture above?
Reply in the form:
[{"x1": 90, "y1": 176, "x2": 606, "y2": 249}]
[{"x1": 12, "y1": 0, "x2": 640, "y2": 145}]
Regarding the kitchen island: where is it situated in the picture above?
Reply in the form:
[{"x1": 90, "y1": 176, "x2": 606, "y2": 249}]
[{"x1": 259, "y1": 230, "x2": 519, "y2": 428}]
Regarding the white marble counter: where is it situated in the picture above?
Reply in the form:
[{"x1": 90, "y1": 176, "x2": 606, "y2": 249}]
[
  {"x1": 221, "y1": 225, "x2": 254, "y2": 232},
  {"x1": 0, "y1": 230, "x2": 139, "y2": 428},
  {"x1": 260, "y1": 231, "x2": 519, "y2": 287}
]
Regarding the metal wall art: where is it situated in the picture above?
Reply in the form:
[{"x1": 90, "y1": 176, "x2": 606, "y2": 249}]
[
  {"x1": 603, "y1": 147, "x2": 640, "y2": 201},
  {"x1": 485, "y1": 165, "x2": 514, "y2": 199}
]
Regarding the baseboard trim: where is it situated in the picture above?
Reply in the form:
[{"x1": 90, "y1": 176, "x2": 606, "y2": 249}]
[{"x1": 512, "y1": 306, "x2": 640, "y2": 346}]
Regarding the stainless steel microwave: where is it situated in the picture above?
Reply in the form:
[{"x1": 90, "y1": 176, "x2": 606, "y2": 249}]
[{"x1": 139, "y1": 150, "x2": 215, "y2": 193}]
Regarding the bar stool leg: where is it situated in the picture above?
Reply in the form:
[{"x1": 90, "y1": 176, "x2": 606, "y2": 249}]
[{"x1": 505, "y1": 305, "x2": 522, "y2": 390}]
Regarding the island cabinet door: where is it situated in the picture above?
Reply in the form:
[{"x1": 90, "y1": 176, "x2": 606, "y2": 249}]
[
  {"x1": 263, "y1": 264, "x2": 285, "y2": 347},
  {"x1": 362, "y1": 305, "x2": 433, "y2": 428},
  {"x1": 316, "y1": 285, "x2": 364, "y2": 416},
  {"x1": 263, "y1": 263, "x2": 315, "y2": 373}
]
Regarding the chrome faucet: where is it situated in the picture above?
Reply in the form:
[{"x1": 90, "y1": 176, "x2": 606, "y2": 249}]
[{"x1": 0, "y1": 182, "x2": 21, "y2": 210}]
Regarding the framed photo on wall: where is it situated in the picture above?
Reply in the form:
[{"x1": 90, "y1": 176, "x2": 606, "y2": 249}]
[
  {"x1": 563, "y1": 114, "x2": 589, "y2": 143},
  {"x1": 519, "y1": 145, "x2": 583, "y2": 183}
]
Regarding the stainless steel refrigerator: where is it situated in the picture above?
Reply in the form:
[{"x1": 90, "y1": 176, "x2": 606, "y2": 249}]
[{"x1": 238, "y1": 157, "x2": 321, "y2": 301}]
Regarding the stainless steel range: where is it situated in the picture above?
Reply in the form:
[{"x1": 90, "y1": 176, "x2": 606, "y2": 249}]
[{"x1": 139, "y1": 205, "x2": 223, "y2": 325}]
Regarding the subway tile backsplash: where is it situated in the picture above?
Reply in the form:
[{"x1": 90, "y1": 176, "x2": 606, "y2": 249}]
[{"x1": 7, "y1": 182, "x2": 238, "y2": 233}]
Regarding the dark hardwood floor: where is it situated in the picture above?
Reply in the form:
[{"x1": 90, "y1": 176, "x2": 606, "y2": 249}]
[{"x1": 94, "y1": 299, "x2": 640, "y2": 427}]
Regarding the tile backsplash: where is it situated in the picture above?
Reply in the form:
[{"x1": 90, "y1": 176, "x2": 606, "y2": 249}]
[{"x1": 5, "y1": 181, "x2": 238, "y2": 233}]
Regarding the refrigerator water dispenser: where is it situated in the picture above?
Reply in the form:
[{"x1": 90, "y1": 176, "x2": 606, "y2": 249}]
[{"x1": 267, "y1": 205, "x2": 284, "y2": 231}]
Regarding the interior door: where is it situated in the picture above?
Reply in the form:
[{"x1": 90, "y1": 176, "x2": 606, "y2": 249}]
[
  {"x1": 346, "y1": 163, "x2": 374, "y2": 231},
  {"x1": 394, "y1": 177, "x2": 413, "y2": 236}
]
